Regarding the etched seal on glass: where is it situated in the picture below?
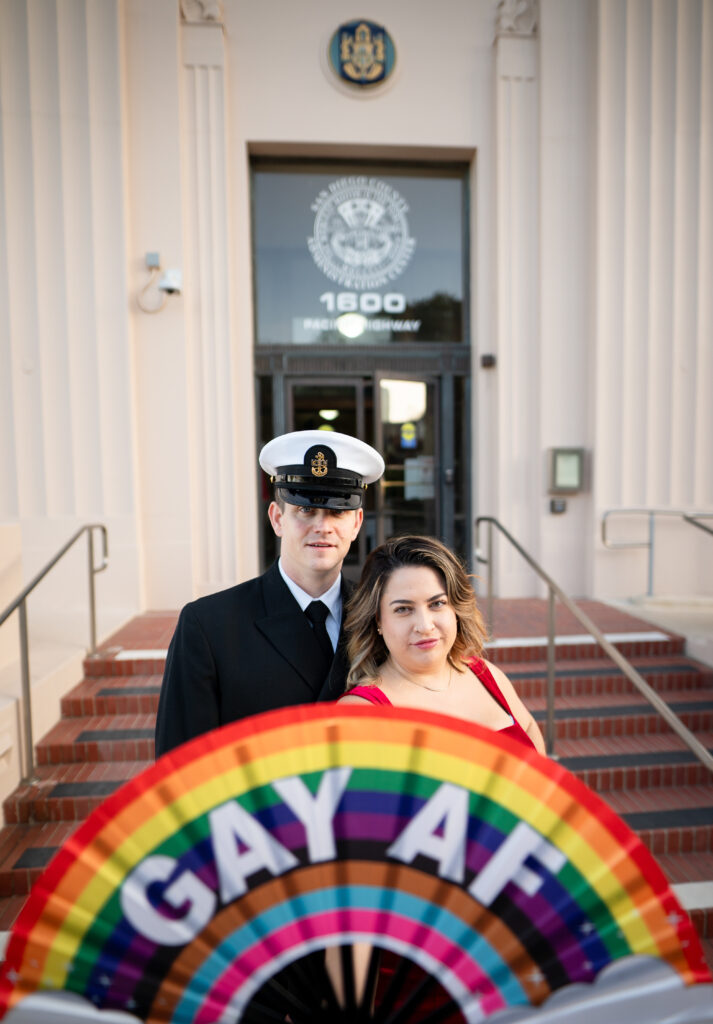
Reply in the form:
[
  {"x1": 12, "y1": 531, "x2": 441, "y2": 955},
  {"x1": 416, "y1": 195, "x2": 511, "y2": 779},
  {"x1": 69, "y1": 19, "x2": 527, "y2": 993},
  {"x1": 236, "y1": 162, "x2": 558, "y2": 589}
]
[{"x1": 308, "y1": 177, "x2": 416, "y2": 290}]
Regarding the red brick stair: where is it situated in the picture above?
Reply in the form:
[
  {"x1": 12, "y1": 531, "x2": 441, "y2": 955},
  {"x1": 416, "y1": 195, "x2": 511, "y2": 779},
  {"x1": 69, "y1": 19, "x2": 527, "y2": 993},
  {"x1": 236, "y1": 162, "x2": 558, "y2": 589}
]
[
  {"x1": 3, "y1": 761, "x2": 149, "y2": 824},
  {"x1": 36, "y1": 712, "x2": 155, "y2": 764},
  {"x1": 0, "y1": 602, "x2": 710, "y2": 972}
]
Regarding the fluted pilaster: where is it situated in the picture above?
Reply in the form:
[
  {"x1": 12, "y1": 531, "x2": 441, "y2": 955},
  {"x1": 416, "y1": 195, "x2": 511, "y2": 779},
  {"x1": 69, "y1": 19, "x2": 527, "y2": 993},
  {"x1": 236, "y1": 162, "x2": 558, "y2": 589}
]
[
  {"x1": 494, "y1": 4, "x2": 540, "y2": 594},
  {"x1": 181, "y1": 19, "x2": 237, "y2": 593}
]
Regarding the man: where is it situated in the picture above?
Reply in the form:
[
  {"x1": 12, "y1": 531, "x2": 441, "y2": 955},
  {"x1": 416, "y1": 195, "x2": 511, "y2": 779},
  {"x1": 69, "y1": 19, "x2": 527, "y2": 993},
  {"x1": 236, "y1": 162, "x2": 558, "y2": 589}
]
[{"x1": 154, "y1": 430, "x2": 384, "y2": 756}]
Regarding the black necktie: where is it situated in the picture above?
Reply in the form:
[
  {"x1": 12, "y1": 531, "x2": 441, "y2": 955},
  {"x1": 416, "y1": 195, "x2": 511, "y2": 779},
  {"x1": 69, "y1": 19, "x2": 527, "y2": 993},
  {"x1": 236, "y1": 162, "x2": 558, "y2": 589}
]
[{"x1": 305, "y1": 600, "x2": 334, "y2": 672}]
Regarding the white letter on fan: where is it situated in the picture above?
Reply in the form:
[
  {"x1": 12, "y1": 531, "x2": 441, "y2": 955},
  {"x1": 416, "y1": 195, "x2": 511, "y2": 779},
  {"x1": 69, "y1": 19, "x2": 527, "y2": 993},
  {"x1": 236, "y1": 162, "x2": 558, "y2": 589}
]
[
  {"x1": 272, "y1": 767, "x2": 352, "y2": 862},
  {"x1": 120, "y1": 855, "x2": 216, "y2": 944},
  {"x1": 209, "y1": 799, "x2": 298, "y2": 903},
  {"x1": 469, "y1": 821, "x2": 566, "y2": 905},
  {"x1": 386, "y1": 782, "x2": 469, "y2": 883}
]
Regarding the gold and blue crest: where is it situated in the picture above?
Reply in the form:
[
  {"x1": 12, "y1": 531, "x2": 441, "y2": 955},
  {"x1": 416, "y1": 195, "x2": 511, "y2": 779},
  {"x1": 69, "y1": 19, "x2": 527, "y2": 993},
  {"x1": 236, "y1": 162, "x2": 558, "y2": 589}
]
[{"x1": 328, "y1": 20, "x2": 396, "y2": 87}]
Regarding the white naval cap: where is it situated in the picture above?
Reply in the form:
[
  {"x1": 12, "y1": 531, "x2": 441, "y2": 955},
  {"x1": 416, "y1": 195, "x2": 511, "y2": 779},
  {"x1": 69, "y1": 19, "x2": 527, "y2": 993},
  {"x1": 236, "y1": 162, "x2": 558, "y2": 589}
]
[{"x1": 259, "y1": 430, "x2": 385, "y2": 510}]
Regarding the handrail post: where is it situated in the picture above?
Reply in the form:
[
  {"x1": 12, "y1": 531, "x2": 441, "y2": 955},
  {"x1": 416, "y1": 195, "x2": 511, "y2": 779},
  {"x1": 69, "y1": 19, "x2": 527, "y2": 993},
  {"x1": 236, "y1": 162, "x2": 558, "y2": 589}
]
[
  {"x1": 18, "y1": 600, "x2": 36, "y2": 782},
  {"x1": 88, "y1": 527, "x2": 97, "y2": 653},
  {"x1": 546, "y1": 589, "x2": 556, "y2": 756}
]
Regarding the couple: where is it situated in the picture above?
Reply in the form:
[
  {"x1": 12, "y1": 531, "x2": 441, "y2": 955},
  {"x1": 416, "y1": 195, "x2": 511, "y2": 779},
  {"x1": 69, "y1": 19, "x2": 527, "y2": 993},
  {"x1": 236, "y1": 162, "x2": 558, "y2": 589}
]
[
  {"x1": 154, "y1": 428, "x2": 543, "y2": 1013},
  {"x1": 155, "y1": 429, "x2": 543, "y2": 758}
]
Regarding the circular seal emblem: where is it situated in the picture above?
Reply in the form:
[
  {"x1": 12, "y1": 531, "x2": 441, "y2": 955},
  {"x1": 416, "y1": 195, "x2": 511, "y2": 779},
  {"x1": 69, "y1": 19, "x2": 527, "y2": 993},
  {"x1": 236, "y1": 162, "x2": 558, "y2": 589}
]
[
  {"x1": 328, "y1": 20, "x2": 396, "y2": 88},
  {"x1": 308, "y1": 176, "x2": 416, "y2": 289}
]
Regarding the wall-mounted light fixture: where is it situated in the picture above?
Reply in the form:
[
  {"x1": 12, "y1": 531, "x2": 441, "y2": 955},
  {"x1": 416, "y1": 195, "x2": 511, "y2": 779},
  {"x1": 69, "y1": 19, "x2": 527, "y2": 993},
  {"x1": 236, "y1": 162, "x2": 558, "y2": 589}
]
[{"x1": 137, "y1": 252, "x2": 183, "y2": 313}]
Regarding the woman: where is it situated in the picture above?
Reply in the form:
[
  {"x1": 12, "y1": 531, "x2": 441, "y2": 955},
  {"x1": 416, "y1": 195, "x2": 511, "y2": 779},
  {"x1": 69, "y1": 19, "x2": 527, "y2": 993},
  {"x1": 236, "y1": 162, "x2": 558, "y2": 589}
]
[
  {"x1": 326, "y1": 537, "x2": 546, "y2": 1013},
  {"x1": 339, "y1": 535, "x2": 545, "y2": 754}
]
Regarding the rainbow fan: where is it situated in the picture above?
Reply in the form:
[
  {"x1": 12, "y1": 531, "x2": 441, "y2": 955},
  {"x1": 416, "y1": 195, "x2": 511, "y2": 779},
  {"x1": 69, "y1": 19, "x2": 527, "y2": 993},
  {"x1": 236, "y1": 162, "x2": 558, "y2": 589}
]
[{"x1": 0, "y1": 705, "x2": 709, "y2": 1023}]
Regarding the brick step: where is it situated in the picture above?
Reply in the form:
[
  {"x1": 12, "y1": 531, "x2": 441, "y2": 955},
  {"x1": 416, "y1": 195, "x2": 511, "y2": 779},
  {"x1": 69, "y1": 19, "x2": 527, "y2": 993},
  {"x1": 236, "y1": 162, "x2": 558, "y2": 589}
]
[
  {"x1": 658, "y1": 850, "x2": 713, "y2": 887},
  {"x1": 0, "y1": 896, "x2": 27, "y2": 931},
  {"x1": 557, "y1": 731, "x2": 713, "y2": 790},
  {"x1": 84, "y1": 650, "x2": 167, "y2": 678},
  {"x1": 3, "y1": 761, "x2": 150, "y2": 824},
  {"x1": 36, "y1": 714, "x2": 155, "y2": 765},
  {"x1": 531, "y1": 689, "x2": 713, "y2": 740},
  {"x1": 71, "y1": 662, "x2": 713, "y2": 716},
  {"x1": 80, "y1": 631, "x2": 686, "y2": 678},
  {"x1": 610, "y1": 785, "x2": 713, "y2": 855},
  {"x1": 606, "y1": 783, "x2": 713, "y2": 818},
  {"x1": 507, "y1": 656, "x2": 713, "y2": 699},
  {"x1": 0, "y1": 821, "x2": 77, "y2": 897},
  {"x1": 40, "y1": 697, "x2": 713, "y2": 754},
  {"x1": 485, "y1": 633, "x2": 684, "y2": 664},
  {"x1": 62, "y1": 661, "x2": 713, "y2": 718},
  {"x1": 60, "y1": 675, "x2": 162, "y2": 717}
]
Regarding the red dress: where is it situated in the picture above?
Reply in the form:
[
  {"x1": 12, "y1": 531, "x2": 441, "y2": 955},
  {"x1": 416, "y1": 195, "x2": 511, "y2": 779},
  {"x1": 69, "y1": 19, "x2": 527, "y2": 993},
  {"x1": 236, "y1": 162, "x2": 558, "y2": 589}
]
[
  {"x1": 343, "y1": 656, "x2": 537, "y2": 749},
  {"x1": 339, "y1": 658, "x2": 537, "y2": 1019}
]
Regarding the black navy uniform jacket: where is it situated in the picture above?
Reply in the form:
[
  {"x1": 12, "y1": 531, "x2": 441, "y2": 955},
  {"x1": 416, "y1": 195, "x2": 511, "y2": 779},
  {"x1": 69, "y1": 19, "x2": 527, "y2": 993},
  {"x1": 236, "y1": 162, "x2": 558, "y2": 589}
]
[{"x1": 154, "y1": 562, "x2": 352, "y2": 758}]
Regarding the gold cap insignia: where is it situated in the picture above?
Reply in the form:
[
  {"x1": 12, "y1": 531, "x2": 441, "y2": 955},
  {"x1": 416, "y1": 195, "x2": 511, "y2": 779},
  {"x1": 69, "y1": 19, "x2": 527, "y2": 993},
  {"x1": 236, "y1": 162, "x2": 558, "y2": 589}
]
[{"x1": 311, "y1": 451, "x2": 328, "y2": 477}]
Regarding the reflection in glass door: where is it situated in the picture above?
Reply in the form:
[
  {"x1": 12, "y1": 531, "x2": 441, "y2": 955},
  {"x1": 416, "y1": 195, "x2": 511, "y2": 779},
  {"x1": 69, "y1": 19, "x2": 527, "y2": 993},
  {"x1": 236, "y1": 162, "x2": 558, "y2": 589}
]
[{"x1": 375, "y1": 377, "x2": 438, "y2": 545}]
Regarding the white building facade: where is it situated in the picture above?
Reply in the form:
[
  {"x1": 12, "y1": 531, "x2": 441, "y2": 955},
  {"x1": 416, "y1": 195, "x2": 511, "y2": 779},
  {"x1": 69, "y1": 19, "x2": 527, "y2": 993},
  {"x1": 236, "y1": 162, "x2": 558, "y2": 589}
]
[{"x1": 1, "y1": 0, "x2": 711, "y2": 638}]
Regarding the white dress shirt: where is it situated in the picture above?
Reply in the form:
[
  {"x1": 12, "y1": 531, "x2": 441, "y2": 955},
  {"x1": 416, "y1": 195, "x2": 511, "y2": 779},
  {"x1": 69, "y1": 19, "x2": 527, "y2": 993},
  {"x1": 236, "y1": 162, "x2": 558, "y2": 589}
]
[{"x1": 278, "y1": 559, "x2": 342, "y2": 651}]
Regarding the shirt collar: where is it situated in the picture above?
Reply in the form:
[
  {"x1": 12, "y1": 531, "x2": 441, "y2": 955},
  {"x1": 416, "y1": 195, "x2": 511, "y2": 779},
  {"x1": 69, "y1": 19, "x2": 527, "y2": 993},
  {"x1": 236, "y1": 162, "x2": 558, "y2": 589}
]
[{"x1": 277, "y1": 559, "x2": 343, "y2": 620}]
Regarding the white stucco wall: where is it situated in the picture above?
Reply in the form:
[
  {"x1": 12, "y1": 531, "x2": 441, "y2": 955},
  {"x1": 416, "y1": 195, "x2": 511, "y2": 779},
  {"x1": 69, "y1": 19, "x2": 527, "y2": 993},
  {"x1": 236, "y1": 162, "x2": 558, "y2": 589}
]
[{"x1": 0, "y1": 0, "x2": 141, "y2": 641}]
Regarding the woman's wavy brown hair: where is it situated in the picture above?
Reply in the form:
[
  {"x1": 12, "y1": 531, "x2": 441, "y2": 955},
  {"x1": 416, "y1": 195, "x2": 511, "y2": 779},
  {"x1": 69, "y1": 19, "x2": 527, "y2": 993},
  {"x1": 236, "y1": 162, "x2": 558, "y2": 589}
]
[{"x1": 345, "y1": 535, "x2": 488, "y2": 689}]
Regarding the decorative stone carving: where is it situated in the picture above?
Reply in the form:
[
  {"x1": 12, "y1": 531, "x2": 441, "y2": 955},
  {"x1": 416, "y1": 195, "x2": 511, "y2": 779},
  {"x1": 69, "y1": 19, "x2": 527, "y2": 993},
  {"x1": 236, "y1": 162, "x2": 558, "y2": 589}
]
[
  {"x1": 496, "y1": 0, "x2": 537, "y2": 37},
  {"x1": 181, "y1": 0, "x2": 223, "y2": 23}
]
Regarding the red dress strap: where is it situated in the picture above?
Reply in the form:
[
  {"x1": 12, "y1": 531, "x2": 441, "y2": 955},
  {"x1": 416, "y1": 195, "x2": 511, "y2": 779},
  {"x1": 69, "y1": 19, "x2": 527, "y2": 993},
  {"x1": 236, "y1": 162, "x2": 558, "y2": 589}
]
[
  {"x1": 340, "y1": 684, "x2": 393, "y2": 706},
  {"x1": 466, "y1": 657, "x2": 536, "y2": 750}
]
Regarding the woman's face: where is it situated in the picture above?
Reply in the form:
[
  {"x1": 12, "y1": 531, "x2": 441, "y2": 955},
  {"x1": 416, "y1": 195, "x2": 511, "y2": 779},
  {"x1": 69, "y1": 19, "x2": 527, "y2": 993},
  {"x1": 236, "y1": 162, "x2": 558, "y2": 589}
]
[{"x1": 377, "y1": 565, "x2": 458, "y2": 673}]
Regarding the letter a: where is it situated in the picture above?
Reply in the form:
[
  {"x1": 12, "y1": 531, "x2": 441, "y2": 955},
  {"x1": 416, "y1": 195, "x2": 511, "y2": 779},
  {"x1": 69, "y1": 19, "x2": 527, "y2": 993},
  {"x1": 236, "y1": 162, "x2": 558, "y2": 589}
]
[{"x1": 386, "y1": 783, "x2": 469, "y2": 883}]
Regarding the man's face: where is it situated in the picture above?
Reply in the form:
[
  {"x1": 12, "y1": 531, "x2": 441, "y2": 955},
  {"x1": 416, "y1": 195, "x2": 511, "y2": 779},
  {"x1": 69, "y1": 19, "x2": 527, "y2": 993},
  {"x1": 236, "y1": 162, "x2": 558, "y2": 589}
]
[{"x1": 267, "y1": 502, "x2": 364, "y2": 591}]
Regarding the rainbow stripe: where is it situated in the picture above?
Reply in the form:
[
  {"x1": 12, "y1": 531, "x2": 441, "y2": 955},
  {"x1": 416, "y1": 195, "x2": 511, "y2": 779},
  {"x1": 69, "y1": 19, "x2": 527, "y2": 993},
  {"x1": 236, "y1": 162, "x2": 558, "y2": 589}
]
[{"x1": 0, "y1": 705, "x2": 708, "y2": 1022}]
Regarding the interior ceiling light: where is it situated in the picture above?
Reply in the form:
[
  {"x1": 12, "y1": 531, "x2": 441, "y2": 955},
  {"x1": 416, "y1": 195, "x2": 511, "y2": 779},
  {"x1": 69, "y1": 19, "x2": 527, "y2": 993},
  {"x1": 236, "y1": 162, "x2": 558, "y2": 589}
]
[{"x1": 319, "y1": 409, "x2": 339, "y2": 421}]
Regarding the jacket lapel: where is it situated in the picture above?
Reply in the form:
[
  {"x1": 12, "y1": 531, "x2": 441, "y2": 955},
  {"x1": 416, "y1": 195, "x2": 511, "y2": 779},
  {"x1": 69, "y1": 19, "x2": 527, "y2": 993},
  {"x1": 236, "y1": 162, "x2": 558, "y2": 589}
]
[
  {"x1": 319, "y1": 577, "x2": 354, "y2": 701},
  {"x1": 255, "y1": 563, "x2": 335, "y2": 696}
]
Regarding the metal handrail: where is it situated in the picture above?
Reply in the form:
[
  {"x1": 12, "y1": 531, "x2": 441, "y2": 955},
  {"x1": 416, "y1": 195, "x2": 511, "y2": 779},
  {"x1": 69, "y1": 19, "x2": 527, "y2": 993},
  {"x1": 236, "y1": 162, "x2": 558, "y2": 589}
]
[
  {"x1": 475, "y1": 516, "x2": 713, "y2": 773},
  {"x1": 0, "y1": 525, "x2": 108, "y2": 781},
  {"x1": 601, "y1": 507, "x2": 713, "y2": 596}
]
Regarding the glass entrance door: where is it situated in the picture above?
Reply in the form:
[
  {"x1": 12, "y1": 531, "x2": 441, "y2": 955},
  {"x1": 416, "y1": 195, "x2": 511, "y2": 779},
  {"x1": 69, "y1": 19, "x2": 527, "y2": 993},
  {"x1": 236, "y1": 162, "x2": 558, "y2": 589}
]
[{"x1": 258, "y1": 373, "x2": 465, "y2": 577}]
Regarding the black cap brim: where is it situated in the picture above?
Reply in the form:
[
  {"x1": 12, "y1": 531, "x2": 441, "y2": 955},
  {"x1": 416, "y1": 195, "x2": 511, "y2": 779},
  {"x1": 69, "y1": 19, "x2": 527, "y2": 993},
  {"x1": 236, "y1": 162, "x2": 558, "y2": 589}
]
[{"x1": 276, "y1": 486, "x2": 363, "y2": 511}]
